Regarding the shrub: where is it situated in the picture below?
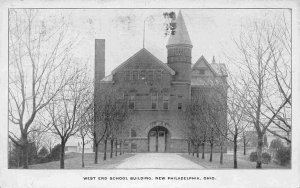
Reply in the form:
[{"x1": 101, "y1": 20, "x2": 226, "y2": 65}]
[
  {"x1": 270, "y1": 138, "x2": 283, "y2": 152},
  {"x1": 37, "y1": 156, "x2": 51, "y2": 164},
  {"x1": 38, "y1": 147, "x2": 49, "y2": 158},
  {"x1": 249, "y1": 152, "x2": 257, "y2": 162},
  {"x1": 249, "y1": 151, "x2": 271, "y2": 164},
  {"x1": 262, "y1": 152, "x2": 271, "y2": 164},
  {"x1": 48, "y1": 144, "x2": 61, "y2": 161},
  {"x1": 276, "y1": 147, "x2": 291, "y2": 166}
]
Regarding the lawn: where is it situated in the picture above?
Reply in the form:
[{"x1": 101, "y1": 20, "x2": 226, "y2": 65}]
[
  {"x1": 29, "y1": 152, "x2": 134, "y2": 169},
  {"x1": 179, "y1": 152, "x2": 290, "y2": 169}
]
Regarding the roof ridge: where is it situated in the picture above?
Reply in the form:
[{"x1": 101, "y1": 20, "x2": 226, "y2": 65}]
[{"x1": 111, "y1": 48, "x2": 175, "y2": 75}]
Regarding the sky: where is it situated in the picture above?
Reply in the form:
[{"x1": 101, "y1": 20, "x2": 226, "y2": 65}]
[
  {"x1": 46, "y1": 8, "x2": 290, "y2": 76},
  {"x1": 8, "y1": 8, "x2": 291, "y2": 140}
]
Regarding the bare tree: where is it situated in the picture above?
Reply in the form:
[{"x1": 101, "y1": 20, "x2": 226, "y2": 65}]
[
  {"x1": 77, "y1": 90, "x2": 93, "y2": 168},
  {"x1": 93, "y1": 86, "x2": 129, "y2": 162},
  {"x1": 241, "y1": 128, "x2": 255, "y2": 155},
  {"x1": 43, "y1": 133, "x2": 58, "y2": 153},
  {"x1": 28, "y1": 126, "x2": 45, "y2": 154},
  {"x1": 77, "y1": 124, "x2": 91, "y2": 168},
  {"x1": 229, "y1": 14, "x2": 291, "y2": 168},
  {"x1": 185, "y1": 95, "x2": 211, "y2": 159},
  {"x1": 8, "y1": 9, "x2": 76, "y2": 168},
  {"x1": 264, "y1": 12, "x2": 291, "y2": 144},
  {"x1": 220, "y1": 79, "x2": 249, "y2": 168},
  {"x1": 43, "y1": 67, "x2": 90, "y2": 169}
]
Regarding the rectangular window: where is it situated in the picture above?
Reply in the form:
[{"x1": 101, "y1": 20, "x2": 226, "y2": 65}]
[
  {"x1": 155, "y1": 70, "x2": 162, "y2": 80},
  {"x1": 178, "y1": 95, "x2": 183, "y2": 110},
  {"x1": 178, "y1": 102, "x2": 182, "y2": 110},
  {"x1": 125, "y1": 71, "x2": 130, "y2": 80},
  {"x1": 131, "y1": 143, "x2": 137, "y2": 152},
  {"x1": 133, "y1": 71, "x2": 138, "y2": 80},
  {"x1": 151, "y1": 92, "x2": 158, "y2": 110},
  {"x1": 152, "y1": 102, "x2": 157, "y2": 109},
  {"x1": 148, "y1": 70, "x2": 154, "y2": 80},
  {"x1": 140, "y1": 70, "x2": 146, "y2": 80},
  {"x1": 163, "y1": 95, "x2": 169, "y2": 110},
  {"x1": 129, "y1": 95, "x2": 135, "y2": 109},
  {"x1": 124, "y1": 93, "x2": 128, "y2": 100}
]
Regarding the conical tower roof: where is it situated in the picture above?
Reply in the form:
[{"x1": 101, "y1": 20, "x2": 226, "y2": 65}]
[{"x1": 167, "y1": 11, "x2": 192, "y2": 47}]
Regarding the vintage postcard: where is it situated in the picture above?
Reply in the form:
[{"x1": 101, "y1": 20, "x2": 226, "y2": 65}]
[{"x1": 0, "y1": 0, "x2": 299, "y2": 187}]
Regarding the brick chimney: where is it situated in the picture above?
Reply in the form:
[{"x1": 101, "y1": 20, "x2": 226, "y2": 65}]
[{"x1": 95, "y1": 39, "x2": 105, "y2": 84}]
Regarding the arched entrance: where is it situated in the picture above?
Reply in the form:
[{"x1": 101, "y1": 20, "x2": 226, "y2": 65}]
[{"x1": 148, "y1": 126, "x2": 169, "y2": 152}]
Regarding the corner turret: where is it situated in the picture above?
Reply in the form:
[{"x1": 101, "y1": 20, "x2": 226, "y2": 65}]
[{"x1": 167, "y1": 11, "x2": 193, "y2": 82}]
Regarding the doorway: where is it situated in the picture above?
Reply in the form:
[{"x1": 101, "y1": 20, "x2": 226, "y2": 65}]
[{"x1": 148, "y1": 126, "x2": 168, "y2": 152}]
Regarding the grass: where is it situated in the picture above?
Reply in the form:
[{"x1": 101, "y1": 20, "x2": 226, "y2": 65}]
[
  {"x1": 29, "y1": 152, "x2": 134, "y2": 169},
  {"x1": 179, "y1": 152, "x2": 290, "y2": 169}
]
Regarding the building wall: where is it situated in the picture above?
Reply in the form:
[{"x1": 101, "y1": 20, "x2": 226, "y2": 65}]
[{"x1": 95, "y1": 49, "x2": 227, "y2": 153}]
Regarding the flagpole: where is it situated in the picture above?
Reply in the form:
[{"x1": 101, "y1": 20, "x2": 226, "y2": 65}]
[{"x1": 143, "y1": 19, "x2": 146, "y2": 48}]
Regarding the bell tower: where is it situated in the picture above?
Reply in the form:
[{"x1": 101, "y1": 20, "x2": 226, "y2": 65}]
[{"x1": 167, "y1": 11, "x2": 193, "y2": 82}]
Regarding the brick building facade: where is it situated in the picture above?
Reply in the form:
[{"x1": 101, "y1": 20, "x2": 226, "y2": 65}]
[{"x1": 94, "y1": 11, "x2": 227, "y2": 153}]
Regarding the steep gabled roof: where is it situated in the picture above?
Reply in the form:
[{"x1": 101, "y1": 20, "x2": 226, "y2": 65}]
[
  {"x1": 167, "y1": 11, "x2": 192, "y2": 46},
  {"x1": 111, "y1": 48, "x2": 175, "y2": 75},
  {"x1": 192, "y1": 55, "x2": 218, "y2": 76}
]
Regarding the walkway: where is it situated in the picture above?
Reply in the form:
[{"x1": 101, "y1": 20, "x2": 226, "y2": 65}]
[{"x1": 115, "y1": 153, "x2": 205, "y2": 169}]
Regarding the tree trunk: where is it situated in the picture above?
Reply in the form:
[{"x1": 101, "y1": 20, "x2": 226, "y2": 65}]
[
  {"x1": 220, "y1": 142, "x2": 223, "y2": 165},
  {"x1": 188, "y1": 141, "x2": 190, "y2": 155},
  {"x1": 243, "y1": 139, "x2": 247, "y2": 155},
  {"x1": 196, "y1": 144, "x2": 199, "y2": 158},
  {"x1": 256, "y1": 134, "x2": 263, "y2": 169},
  {"x1": 103, "y1": 139, "x2": 107, "y2": 161},
  {"x1": 119, "y1": 141, "x2": 122, "y2": 155},
  {"x1": 94, "y1": 141, "x2": 99, "y2": 164},
  {"x1": 110, "y1": 139, "x2": 113, "y2": 158},
  {"x1": 202, "y1": 143, "x2": 205, "y2": 159},
  {"x1": 115, "y1": 140, "x2": 117, "y2": 157},
  {"x1": 82, "y1": 142, "x2": 85, "y2": 168},
  {"x1": 60, "y1": 140, "x2": 65, "y2": 169},
  {"x1": 192, "y1": 143, "x2": 194, "y2": 156},
  {"x1": 209, "y1": 142, "x2": 213, "y2": 162},
  {"x1": 21, "y1": 135, "x2": 29, "y2": 169},
  {"x1": 234, "y1": 134, "x2": 238, "y2": 169}
]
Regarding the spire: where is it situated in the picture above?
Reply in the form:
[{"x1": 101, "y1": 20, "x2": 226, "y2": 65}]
[
  {"x1": 167, "y1": 10, "x2": 192, "y2": 46},
  {"x1": 212, "y1": 56, "x2": 216, "y2": 64}
]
